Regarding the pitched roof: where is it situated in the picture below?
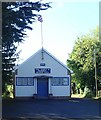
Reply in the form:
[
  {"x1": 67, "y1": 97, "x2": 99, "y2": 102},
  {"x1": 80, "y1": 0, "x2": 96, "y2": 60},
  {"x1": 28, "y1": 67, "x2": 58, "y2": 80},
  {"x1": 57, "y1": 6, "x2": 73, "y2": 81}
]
[
  {"x1": 16, "y1": 48, "x2": 73, "y2": 73},
  {"x1": 42, "y1": 48, "x2": 73, "y2": 73}
]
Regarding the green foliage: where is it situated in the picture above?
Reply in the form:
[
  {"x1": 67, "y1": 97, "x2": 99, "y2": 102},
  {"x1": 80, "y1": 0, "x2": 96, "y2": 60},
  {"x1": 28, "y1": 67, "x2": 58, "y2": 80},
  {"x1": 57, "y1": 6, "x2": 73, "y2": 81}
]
[
  {"x1": 2, "y1": 1, "x2": 51, "y2": 93},
  {"x1": 2, "y1": 85, "x2": 13, "y2": 99},
  {"x1": 84, "y1": 91, "x2": 94, "y2": 98},
  {"x1": 67, "y1": 26, "x2": 101, "y2": 92}
]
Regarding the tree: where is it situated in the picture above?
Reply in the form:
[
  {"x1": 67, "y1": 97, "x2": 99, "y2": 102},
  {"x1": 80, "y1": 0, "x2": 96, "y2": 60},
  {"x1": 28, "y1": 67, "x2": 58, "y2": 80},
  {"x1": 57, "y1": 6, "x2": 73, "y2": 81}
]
[
  {"x1": 2, "y1": 1, "x2": 51, "y2": 93},
  {"x1": 67, "y1": 27, "x2": 101, "y2": 93}
]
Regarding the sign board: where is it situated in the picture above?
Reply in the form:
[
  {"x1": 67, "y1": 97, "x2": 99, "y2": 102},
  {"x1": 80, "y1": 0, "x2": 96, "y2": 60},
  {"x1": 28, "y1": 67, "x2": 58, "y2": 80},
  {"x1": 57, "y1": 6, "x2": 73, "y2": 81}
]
[
  {"x1": 40, "y1": 63, "x2": 45, "y2": 66},
  {"x1": 35, "y1": 68, "x2": 51, "y2": 74}
]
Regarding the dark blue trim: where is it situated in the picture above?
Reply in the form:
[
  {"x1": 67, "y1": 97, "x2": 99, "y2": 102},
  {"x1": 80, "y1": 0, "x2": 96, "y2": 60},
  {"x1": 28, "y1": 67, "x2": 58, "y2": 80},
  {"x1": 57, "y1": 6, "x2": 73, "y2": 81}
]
[
  {"x1": 51, "y1": 77, "x2": 69, "y2": 86},
  {"x1": 16, "y1": 77, "x2": 34, "y2": 86},
  {"x1": 52, "y1": 77, "x2": 69, "y2": 78}
]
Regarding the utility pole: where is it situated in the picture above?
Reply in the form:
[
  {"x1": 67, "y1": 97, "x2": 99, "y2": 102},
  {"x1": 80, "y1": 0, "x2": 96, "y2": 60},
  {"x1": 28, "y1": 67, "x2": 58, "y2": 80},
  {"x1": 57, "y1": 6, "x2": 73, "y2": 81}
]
[{"x1": 94, "y1": 49, "x2": 97, "y2": 97}]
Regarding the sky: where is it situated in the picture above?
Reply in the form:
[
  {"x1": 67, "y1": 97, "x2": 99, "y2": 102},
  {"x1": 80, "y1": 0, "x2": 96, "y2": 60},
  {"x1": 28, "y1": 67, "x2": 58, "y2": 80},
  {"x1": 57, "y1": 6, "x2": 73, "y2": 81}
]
[{"x1": 16, "y1": 0, "x2": 100, "y2": 65}]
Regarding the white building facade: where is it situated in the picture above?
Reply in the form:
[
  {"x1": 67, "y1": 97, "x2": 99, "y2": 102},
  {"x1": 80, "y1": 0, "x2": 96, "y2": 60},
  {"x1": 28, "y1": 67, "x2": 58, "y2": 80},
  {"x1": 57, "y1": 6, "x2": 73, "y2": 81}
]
[{"x1": 15, "y1": 48, "x2": 72, "y2": 98}]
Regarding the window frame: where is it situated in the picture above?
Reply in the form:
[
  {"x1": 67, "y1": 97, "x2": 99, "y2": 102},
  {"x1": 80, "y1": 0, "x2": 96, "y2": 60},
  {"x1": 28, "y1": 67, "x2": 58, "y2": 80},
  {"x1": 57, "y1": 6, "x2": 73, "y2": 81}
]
[
  {"x1": 51, "y1": 77, "x2": 69, "y2": 86},
  {"x1": 16, "y1": 77, "x2": 34, "y2": 86}
]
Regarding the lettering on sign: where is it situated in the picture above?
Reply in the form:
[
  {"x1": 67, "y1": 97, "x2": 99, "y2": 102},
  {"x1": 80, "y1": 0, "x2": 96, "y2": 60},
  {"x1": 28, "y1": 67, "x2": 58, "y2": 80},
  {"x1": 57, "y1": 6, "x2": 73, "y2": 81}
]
[{"x1": 35, "y1": 68, "x2": 51, "y2": 74}]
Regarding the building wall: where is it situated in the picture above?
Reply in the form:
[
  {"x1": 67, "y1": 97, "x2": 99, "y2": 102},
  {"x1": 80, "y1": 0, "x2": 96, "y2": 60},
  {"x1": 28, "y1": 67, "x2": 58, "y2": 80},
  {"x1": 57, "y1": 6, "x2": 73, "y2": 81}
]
[
  {"x1": 15, "y1": 77, "x2": 70, "y2": 97},
  {"x1": 15, "y1": 78, "x2": 37, "y2": 97},
  {"x1": 15, "y1": 49, "x2": 71, "y2": 97},
  {"x1": 15, "y1": 86, "x2": 35, "y2": 97},
  {"x1": 16, "y1": 50, "x2": 69, "y2": 77},
  {"x1": 49, "y1": 76, "x2": 70, "y2": 96},
  {"x1": 51, "y1": 86, "x2": 70, "y2": 96}
]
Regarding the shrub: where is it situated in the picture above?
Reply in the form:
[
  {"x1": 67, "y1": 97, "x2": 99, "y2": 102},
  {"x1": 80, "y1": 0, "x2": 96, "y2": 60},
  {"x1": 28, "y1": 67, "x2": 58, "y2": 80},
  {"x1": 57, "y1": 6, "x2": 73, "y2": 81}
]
[{"x1": 85, "y1": 91, "x2": 94, "y2": 98}]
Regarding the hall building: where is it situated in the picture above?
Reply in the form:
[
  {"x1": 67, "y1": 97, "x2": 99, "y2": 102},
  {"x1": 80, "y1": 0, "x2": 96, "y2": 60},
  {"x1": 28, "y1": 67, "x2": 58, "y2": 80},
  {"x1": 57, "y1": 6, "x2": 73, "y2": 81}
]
[{"x1": 15, "y1": 48, "x2": 72, "y2": 98}]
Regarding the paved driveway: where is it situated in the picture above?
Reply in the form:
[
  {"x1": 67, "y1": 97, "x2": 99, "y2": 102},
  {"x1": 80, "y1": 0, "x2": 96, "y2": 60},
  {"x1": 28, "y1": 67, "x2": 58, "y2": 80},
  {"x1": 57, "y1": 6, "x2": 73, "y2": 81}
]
[{"x1": 2, "y1": 98, "x2": 101, "y2": 119}]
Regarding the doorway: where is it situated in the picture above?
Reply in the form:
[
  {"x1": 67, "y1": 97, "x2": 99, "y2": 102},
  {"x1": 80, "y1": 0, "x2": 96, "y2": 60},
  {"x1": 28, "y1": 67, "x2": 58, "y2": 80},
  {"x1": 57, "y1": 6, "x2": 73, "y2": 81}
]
[{"x1": 37, "y1": 78, "x2": 48, "y2": 98}]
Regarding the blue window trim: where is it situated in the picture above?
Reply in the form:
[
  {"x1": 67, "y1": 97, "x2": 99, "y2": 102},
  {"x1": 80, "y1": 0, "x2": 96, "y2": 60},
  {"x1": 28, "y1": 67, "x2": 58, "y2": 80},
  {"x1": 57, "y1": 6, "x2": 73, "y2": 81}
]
[
  {"x1": 51, "y1": 77, "x2": 69, "y2": 86},
  {"x1": 16, "y1": 77, "x2": 34, "y2": 86}
]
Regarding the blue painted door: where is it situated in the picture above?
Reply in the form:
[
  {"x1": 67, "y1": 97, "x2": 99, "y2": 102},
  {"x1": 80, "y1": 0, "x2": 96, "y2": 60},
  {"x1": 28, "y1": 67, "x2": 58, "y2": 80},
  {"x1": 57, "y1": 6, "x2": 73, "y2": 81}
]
[{"x1": 37, "y1": 78, "x2": 48, "y2": 98}]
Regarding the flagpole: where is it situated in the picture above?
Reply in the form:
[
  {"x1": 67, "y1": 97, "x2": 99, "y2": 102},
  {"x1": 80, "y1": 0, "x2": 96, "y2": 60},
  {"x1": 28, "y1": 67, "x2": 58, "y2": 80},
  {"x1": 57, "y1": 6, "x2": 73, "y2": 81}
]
[
  {"x1": 38, "y1": 15, "x2": 44, "y2": 59},
  {"x1": 41, "y1": 22, "x2": 43, "y2": 49},
  {"x1": 41, "y1": 21, "x2": 44, "y2": 59}
]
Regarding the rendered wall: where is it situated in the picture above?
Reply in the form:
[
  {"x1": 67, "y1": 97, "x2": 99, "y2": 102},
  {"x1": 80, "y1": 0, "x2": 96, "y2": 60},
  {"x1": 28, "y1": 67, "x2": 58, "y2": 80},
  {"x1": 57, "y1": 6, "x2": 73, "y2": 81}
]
[
  {"x1": 15, "y1": 78, "x2": 37, "y2": 97},
  {"x1": 15, "y1": 86, "x2": 35, "y2": 97},
  {"x1": 15, "y1": 49, "x2": 71, "y2": 97},
  {"x1": 51, "y1": 86, "x2": 70, "y2": 96},
  {"x1": 49, "y1": 77, "x2": 70, "y2": 96},
  {"x1": 16, "y1": 50, "x2": 69, "y2": 77}
]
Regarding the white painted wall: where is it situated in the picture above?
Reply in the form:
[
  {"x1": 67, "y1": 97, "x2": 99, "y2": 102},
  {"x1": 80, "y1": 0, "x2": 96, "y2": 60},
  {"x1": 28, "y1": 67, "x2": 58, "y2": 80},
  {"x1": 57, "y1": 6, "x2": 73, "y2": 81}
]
[
  {"x1": 16, "y1": 49, "x2": 69, "y2": 77},
  {"x1": 48, "y1": 78, "x2": 51, "y2": 94},
  {"x1": 49, "y1": 77, "x2": 70, "y2": 96},
  {"x1": 51, "y1": 86, "x2": 70, "y2": 96},
  {"x1": 15, "y1": 86, "x2": 35, "y2": 97},
  {"x1": 15, "y1": 78, "x2": 36, "y2": 97},
  {"x1": 15, "y1": 49, "x2": 71, "y2": 97}
]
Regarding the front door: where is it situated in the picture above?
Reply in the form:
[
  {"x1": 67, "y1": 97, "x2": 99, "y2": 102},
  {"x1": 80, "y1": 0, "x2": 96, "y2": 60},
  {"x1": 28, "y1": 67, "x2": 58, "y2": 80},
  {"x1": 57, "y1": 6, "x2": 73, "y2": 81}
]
[{"x1": 37, "y1": 78, "x2": 48, "y2": 98}]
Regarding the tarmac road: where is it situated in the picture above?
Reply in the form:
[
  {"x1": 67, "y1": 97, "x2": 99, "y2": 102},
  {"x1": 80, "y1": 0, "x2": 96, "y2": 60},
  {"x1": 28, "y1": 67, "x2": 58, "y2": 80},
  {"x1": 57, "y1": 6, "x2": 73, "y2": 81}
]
[{"x1": 2, "y1": 98, "x2": 101, "y2": 119}]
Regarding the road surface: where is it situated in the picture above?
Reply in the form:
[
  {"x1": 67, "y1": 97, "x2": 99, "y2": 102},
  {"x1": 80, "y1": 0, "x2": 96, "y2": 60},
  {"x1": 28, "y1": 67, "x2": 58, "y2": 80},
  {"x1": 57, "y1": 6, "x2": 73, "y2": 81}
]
[{"x1": 2, "y1": 98, "x2": 101, "y2": 119}]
